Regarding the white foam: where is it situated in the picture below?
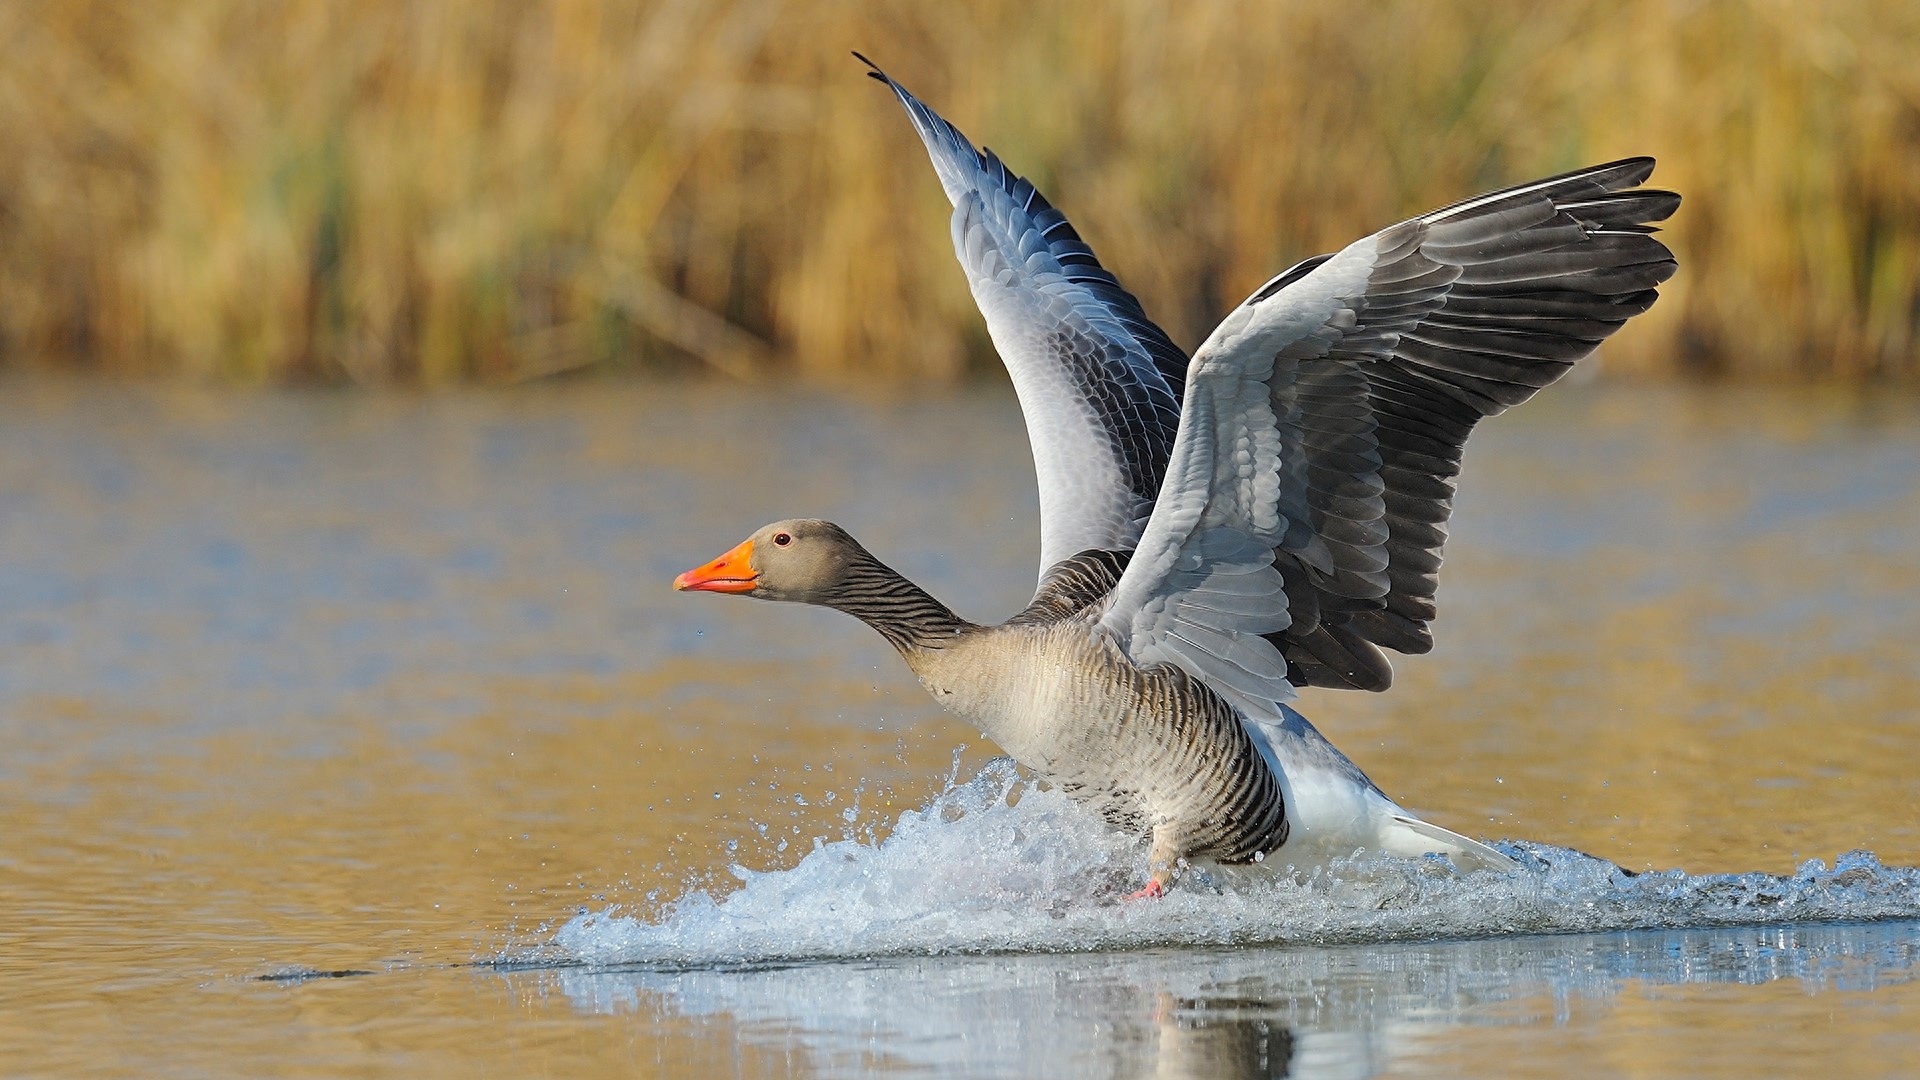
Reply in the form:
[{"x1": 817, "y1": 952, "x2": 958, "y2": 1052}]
[{"x1": 546, "y1": 761, "x2": 1920, "y2": 967}]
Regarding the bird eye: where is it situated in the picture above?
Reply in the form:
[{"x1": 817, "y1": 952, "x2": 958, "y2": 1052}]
[{"x1": 773, "y1": 532, "x2": 792, "y2": 547}]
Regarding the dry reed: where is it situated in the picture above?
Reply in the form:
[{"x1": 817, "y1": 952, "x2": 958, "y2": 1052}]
[{"x1": 1, "y1": 0, "x2": 1916, "y2": 384}]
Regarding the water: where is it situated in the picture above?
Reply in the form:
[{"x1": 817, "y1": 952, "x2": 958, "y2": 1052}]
[
  {"x1": 532, "y1": 922, "x2": 1920, "y2": 1078},
  {"x1": 547, "y1": 764, "x2": 1920, "y2": 966},
  {"x1": 3, "y1": 376, "x2": 1918, "y2": 1077}
]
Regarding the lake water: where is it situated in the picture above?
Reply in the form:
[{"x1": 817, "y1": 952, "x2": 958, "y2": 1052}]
[{"x1": 3, "y1": 376, "x2": 1918, "y2": 1077}]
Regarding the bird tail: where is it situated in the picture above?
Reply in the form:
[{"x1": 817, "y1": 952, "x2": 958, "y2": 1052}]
[
  {"x1": 1243, "y1": 703, "x2": 1516, "y2": 873},
  {"x1": 1380, "y1": 813, "x2": 1516, "y2": 873}
]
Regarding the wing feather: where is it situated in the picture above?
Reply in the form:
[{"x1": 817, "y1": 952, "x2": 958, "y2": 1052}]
[
  {"x1": 869, "y1": 56, "x2": 1676, "y2": 704},
  {"x1": 1267, "y1": 162, "x2": 1678, "y2": 686},
  {"x1": 1099, "y1": 158, "x2": 1676, "y2": 704},
  {"x1": 865, "y1": 58, "x2": 1188, "y2": 586}
]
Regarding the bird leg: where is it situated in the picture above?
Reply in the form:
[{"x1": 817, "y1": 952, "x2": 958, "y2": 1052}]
[{"x1": 1124, "y1": 827, "x2": 1181, "y2": 900}]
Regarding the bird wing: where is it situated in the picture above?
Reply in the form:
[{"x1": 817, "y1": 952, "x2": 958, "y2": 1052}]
[
  {"x1": 863, "y1": 57, "x2": 1188, "y2": 589},
  {"x1": 1100, "y1": 159, "x2": 1678, "y2": 705}
]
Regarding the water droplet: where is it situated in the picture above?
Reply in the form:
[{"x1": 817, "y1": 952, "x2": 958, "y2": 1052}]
[{"x1": 712, "y1": 792, "x2": 720, "y2": 800}]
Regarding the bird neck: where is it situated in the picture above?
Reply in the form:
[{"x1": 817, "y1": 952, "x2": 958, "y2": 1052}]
[{"x1": 824, "y1": 552, "x2": 973, "y2": 654}]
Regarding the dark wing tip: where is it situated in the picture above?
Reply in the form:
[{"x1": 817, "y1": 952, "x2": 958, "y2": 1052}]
[
  {"x1": 851, "y1": 51, "x2": 889, "y2": 83},
  {"x1": 1588, "y1": 156, "x2": 1657, "y2": 188},
  {"x1": 1275, "y1": 623, "x2": 1397, "y2": 692},
  {"x1": 1249, "y1": 253, "x2": 1336, "y2": 306},
  {"x1": 1645, "y1": 188, "x2": 1683, "y2": 217}
]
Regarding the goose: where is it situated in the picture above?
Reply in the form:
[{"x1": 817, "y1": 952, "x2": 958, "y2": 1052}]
[{"x1": 675, "y1": 57, "x2": 1678, "y2": 898}]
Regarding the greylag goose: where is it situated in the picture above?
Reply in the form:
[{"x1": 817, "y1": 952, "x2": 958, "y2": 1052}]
[{"x1": 676, "y1": 58, "x2": 1678, "y2": 897}]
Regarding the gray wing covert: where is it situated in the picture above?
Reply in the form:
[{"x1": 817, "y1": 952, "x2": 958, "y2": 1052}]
[
  {"x1": 1096, "y1": 335, "x2": 1303, "y2": 716},
  {"x1": 862, "y1": 57, "x2": 1188, "y2": 586}
]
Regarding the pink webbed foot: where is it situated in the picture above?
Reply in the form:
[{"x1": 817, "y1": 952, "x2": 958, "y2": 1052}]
[{"x1": 1123, "y1": 878, "x2": 1166, "y2": 901}]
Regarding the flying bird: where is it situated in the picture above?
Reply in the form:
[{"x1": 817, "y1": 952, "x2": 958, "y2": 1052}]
[{"x1": 675, "y1": 56, "x2": 1678, "y2": 898}]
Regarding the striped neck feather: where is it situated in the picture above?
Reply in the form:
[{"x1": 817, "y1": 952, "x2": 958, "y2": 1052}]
[{"x1": 823, "y1": 553, "x2": 972, "y2": 653}]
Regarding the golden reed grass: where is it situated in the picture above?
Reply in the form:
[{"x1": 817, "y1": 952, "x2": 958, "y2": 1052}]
[{"x1": 0, "y1": 0, "x2": 1915, "y2": 384}]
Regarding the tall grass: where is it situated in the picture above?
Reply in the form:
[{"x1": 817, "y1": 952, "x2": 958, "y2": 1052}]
[{"x1": 1, "y1": 0, "x2": 1916, "y2": 384}]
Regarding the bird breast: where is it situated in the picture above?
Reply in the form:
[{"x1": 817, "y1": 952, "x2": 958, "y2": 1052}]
[{"x1": 906, "y1": 622, "x2": 1289, "y2": 862}]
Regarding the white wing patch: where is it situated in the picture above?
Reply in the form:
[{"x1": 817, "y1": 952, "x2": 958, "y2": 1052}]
[{"x1": 957, "y1": 196, "x2": 1153, "y2": 573}]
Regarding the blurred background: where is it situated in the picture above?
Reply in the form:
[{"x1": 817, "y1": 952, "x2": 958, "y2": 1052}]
[
  {"x1": 7, "y1": 5, "x2": 1920, "y2": 1075},
  {"x1": 2, "y1": 0, "x2": 1918, "y2": 386}
]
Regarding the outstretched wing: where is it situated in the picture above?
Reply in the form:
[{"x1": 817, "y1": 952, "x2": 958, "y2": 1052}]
[
  {"x1": 861, "y1": 56, "x2": 1188, "y2": 588},
  {"x1": 1101, "y1": 160, "x2": 1678, "y2": 704}
]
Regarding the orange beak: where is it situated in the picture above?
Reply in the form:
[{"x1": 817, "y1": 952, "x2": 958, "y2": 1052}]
[{"x1": 673, "y1": 538, "x2": 758, "y2": 594}]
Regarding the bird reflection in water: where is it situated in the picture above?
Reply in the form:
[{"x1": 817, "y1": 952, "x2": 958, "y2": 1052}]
[
  {"x1": 1153, "y1": 993, "x2": 1295, "y2": 1080},
  {"x1": 524, "y1": 921, "x2": 1920, "y2": 1078}
]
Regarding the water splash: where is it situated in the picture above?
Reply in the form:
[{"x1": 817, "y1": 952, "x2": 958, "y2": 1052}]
[{"x1": 548, "y1": 761, "x2": 1920, "y2": 967}]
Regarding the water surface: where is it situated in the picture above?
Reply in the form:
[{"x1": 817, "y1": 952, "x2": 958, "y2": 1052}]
[{"x1": 2, "y1": 377, "x2": 1917, "y2": 1076}]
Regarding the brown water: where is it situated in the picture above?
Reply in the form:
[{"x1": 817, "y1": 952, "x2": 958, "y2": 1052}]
[{"x1": 3, "y1": 377, "x2": 1918, "y2": 1077}]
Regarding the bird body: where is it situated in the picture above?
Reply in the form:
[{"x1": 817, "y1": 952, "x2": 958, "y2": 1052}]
[
  {"x1": 675, "y1": 57, "x2": 1678, "y2": 895},
  {"x1": 909, "y1": 614, "x2": 1291, "y2": 869},
  {"x1": 909, "y1": 616, "x2": 1501, "y2": 875}
]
